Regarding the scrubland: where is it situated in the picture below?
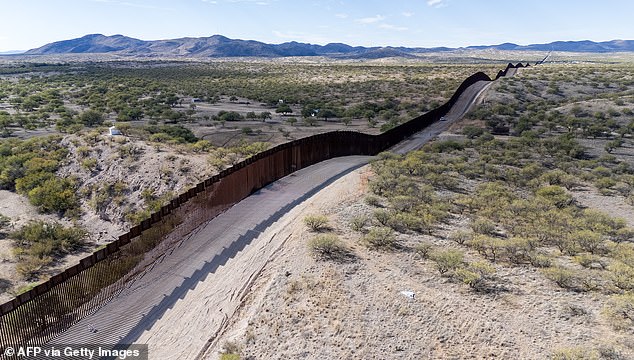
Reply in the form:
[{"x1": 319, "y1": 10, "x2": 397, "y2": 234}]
[{"x1": 212, "y1": 56, "x2": 634, "y2": 360}]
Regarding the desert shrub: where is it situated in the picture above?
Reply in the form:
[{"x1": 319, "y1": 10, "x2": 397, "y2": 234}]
[
  {"x1": 390, "y1": 195, "x2": 416, "y2": 212},
  {"x1": 11, "y1": 221, "x2": 87, "y2": 278},
  {"x1": 27, "y1": 177, "x2": 79, "y2": 215},
  {"x1": 462, "y1": 126, "x2": 486, "y2": 139},
  {"x1": 373, "y1": 209, "x2": 393, "y2": 227},
  {"x1": 81, "y1": 158, "x2": 98, "y2": 172},
  {"x1": 470, "y1": 217, "x2": 496, "y2": 235},
  {"x1": 574, "y1": 253, "x2": 609, "y2": 270},
  {"x1": 414, "y1": 242, "x2": 433, "y2": 259},
  {"x1": 602, "y1": 293, "x2": 634, "y2": 331},
  {"x1": 595, "y1": 177, "x2": 617, "y2": 194},
  {"x1": 608, "y1": 262, "x2": 634, "y2": 290},
  {"x1": 76, "y1": 146, "x2": 92, "y2": 158},
  {"x1": 364, "y1": 195, "x2": 382, "y2": 207},
  {"x1": 303, "y1": 214, "x2": 329, "y2": 232},
  {"x1": 539, "y1": 170, "x2": 579, "y2": 190},
  {"x1": 454, "y1": 261, "x2": 496, "y2": 291},
  {"x1": 308, "y1": 234, "x2": 347, "y2": 261},
  {"x1": 391, "y1": 212, "x2": 432, "y2": 234},
  {"x1": 542, "y1": 266, "x2": 577, "y2": 289},
  {"x1": 449, "y1": 230, "x2": 473, "y2": 245},
  {"x1": 573, "y1": 230, "x2": 605, "y2": 254},
  {"x1": 220, "y1": 355, "x2": 240, "y2": 360},
  {"x1": 144, "y1": 125, "x2": 198, "y2": 143},
  {"x1": 528, "y1": 252, "x2": 553, "y2": 268},
  {"x1": 468, "y1": 235, "x2": 502, "y2": 262},
  {"x1": 430, "y1": 249, "x2": 464, "y2": 275},
  {"x1": 581, "y1": 209, "x2": 627, "y2": 236},
  {"x1": 614, "y1": 227, "x2": 634, "y2": 243},
  {"x1": 349, "y1": 215, "x2": 368, "y2": 232},
  {"x1": 15, "y1": 256, "x2": 51, "y2": 279},
  {"x1": 78, "y1": 110, "x2": 104, "y2": 127},
  {"x1": 364, "y1": 227, "x2": 397, "y2": 250},
  {"x1": 536, "y1": 185, "x2": 573, "y2": 208},
  {"x1": 501, "y1": 237, "x2": 534, "y2": 264}
]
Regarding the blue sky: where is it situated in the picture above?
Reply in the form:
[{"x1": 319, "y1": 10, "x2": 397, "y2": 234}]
[{"x1": 0, "y1": 0, "x2": 632, "y2": 52}]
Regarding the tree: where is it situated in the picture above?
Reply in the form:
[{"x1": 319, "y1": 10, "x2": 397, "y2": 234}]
[
  {"x1": 276, "y1": 103, "x2": 292, "y2": 115},
  {"x1": 78, "y1": 110, "x2": 104, "y2": 127},
  {"x1": 246, "y1": 111, "x2": 258, "y2": 120},
  {"x1": 320, "y1": 109, "x2": 338, "y2": 121},
  {"x1": 259, "y1": 112, "x2": 272, "y2": 122},
  {"x1": 285, "y1": 117, "x2": 298, "y2": 126},
  {"x1": 303, "y1": 117, "x2": 318, "y2": 126},
  {"x1": 27, "y1": 178, "x2": 78, "y2": 215}
]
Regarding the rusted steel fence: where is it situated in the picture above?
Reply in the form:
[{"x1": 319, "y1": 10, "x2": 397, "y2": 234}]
[{"x1": 0, "y1": 63, "x2": 527, "y2": 349}]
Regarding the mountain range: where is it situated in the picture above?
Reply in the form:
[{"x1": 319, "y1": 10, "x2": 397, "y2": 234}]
[{"x1": 20, "y1": 34, "x2": 634, "y2": 58}]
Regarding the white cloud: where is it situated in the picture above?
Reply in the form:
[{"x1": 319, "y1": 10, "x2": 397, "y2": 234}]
[
  {"x1": 402, "y1": 12, "x2": 414, "y2": 17},
  {"x1": 355, "y1": 15, "x2": 385, "y2": 24},
  {"x1": 427, "y1": 0, "x2": 447, "y2": 8},
  {"x1": 380, "y1": 24, "x2": 408, "y2": 31},
  {"x1": 335, "y1": 13, "x2": 348, "y2": 19}
]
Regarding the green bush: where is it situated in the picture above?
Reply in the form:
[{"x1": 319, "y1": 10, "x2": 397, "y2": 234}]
[
  {"x1": 78, "y1": 110, "x2": 104, "y2": 127},
  {"x1": 303, "y1": 214, "x2": 329, "y2": 232},
  {"x1": 308, "y1": 234, "x2": 348, "y2": 261},
  {"x1": 364, "y1": 195, "x2": 382, "y2": 207},
  {"x1": 542, "y1": 266, "x2": 577, "y2": 289},
  {"x1": 449, "y1": 230, "x2": 473, "y2": 245},
  {"x1": 11, "y1": 221, "x2": 87, "y2": 278},
  {"x1": 373, "y1": 209, "x2": 392, "y2": 227},
  {"x1": 349, "y1": 215, "x2": 368, "y2": 232},
  {"x1": 470, "y1": 218, "x2": 496, "y2": 235},
  {"x1": 430, "y1": 249, "x2": 464, "y2": 275},
  {"x1": 414, "y1": 242, "x2": 433, "y2": 259},
  {"x1": 454, "y1": 261, "x2": 495, "y2": 291},
  {"x1": 364, "y1": 227, "x2": 397, "y2": 250},
  {"x1": 27, "y1": 177, "x2": 79, "y2": 215},
  {"x1": 536, "y1": 185, "x2": 573, "y2": 208},
  {"x1": 602, "y1": 293, "x2": 634, "y2": 331},
  {"x1": 144, "y1": 125, "x2": 198, "y2": 143},
  {"x1": 609, "y1": 262, "x2": 634, "y2": 290}
]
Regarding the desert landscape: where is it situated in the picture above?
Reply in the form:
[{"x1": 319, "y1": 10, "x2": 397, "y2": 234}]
[
  {"x1": 0, "y1": 16, "x2": 633, "y2": 360},
  {"x1": 205, "y1": 61, "x2": 634, "y2": 359}
]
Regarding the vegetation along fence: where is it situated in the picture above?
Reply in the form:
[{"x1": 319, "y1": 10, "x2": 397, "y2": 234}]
[{"x1": 0, "y1": 62, "x2": 529, "y2": 349}]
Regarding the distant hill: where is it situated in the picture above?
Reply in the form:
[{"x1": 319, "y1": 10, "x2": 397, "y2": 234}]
[
  {"x1": 0, "y1": 50, "x2": 26, "y2": 55},
  {"x1": 23, "y1": 34, "x2": 634, "y2": 58}
]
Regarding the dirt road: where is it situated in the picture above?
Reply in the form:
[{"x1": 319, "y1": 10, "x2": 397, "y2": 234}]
[{"x1": 390, "y1": 80, "x2": 491, "y2": 154}]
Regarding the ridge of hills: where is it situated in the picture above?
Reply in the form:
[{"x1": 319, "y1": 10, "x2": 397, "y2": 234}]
[{"x1": 21, "y1": 34, "x2": 634, "y2": 58}]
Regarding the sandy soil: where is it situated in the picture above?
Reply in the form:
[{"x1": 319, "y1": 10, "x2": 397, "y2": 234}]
[{"x1": 203, "y1": 163, "x2": 634, "y2": 359}]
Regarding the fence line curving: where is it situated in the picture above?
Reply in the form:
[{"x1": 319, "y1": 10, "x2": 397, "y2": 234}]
[{"x1": 0, "y1": 62, "x2": 528, "y2": 349}]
